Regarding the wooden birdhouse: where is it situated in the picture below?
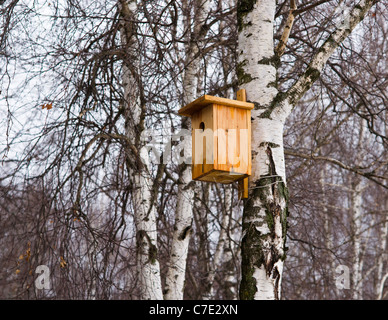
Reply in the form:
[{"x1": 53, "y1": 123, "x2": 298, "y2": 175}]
[{"x1": 178, "y1": 90, "x2": 253, "y2": 188}]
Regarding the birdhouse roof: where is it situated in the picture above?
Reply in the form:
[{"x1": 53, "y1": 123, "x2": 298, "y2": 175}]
[{"x1": 178, "y1": 95, "x2": 254, "y2": 117}]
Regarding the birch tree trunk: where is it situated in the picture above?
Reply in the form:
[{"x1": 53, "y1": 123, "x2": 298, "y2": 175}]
[
  {"x1": 350, "y1": 178, "x2": 364, "y2": 300},
  {"x1": 237, "y1": 0, "x2": 288, "y2": 301},
  {"x1": 202, "y1": 185, "x2": 232, "y2": 300},
  {"x1": 350, "y1": 119, "x2": 368, "y2": 300},
  {"x1": 164, "y1": 0, "x2": 209, "y2": 300},
  {"x1": 120, "y1": 0, "x2": 163, "y2": 300},
  {"x1": 237, "y1": 0, "x2": 377, "y2": 300},
  {"x1": 376, "y1": 121, "x2": 388, "y2": 298},
  {"x1": 319, "y1": 165, "x2": 337, "y2": 298},
  {"x1": 376, "y1": 201, "x2": 388, "y2": 299}
]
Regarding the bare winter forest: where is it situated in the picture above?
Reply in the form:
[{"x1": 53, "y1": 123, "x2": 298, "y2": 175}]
[{"x1": 0, "y1": 0, "x2": 387, "y2": 300}]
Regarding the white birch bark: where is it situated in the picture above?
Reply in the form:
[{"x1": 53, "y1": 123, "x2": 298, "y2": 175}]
[
  {"x1": 237, "y1": 0, "x2": 377, "y2": 300},
  {"x1": 376, "y1": 216, "x2": 388, "y2": 299},
  {"x1": 223, "y1": 245, "x2": 238, "y2": 300},
  {"x1": 319, "y1": 165, "x2": 339, "y2": 298},
  {"x1": 220, "y1": 188, "x2": 239, "y2": 300},
  {"x1": 120, "y1": 0, "x2": 163, "y2": 300},
  {"x1": 378, "y1": 273, "x2": 388, "y2": 300},
  {"x1": 350, "y1": 178, "x2": 364, "y2": 300},
  {"x1": 375, "y1": 119, "x2": 388, "y2": 298},
  {"x1": 202, "y1": 185, "x2": 232, "y2": 300},
  {"x1": 132, "y1": 157, "x2": 163, "y2": 300},
  {"x1": 87, "y1": 228, "x2": 99, "y2": 300},
  {"x1": 350, "y1": 119, "x2": 368, "y2": 300},
  {"x1": 164, "y1": 0, "x2": 209, "y2": 300}
]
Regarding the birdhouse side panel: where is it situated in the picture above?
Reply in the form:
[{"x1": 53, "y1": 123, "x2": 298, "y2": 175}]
[
  {"x1": 191, "y1": 104, "x2": 216, "y2": 180},
  {"x1": 238, "y1": 107, "x2": 251, "y2": 175}
]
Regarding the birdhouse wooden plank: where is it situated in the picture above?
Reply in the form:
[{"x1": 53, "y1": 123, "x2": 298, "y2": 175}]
[{"x1": 178, "y1": 93, "x2": 253, "y2": 185}]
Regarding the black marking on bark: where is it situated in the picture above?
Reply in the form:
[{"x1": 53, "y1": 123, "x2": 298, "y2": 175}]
[
  {"x1": 237, "y1": 0, "x2": 258, "y2": 32},
  {"x1": 240, "y1": 143, "x2": 290, "y2": 299},
  {"x1": 259, "y1": 142, "x2": 280, "y2": 148},
  {"x1": 136, "y1": 230, "x2": 158, "y2": 265},
  {"x1": 182, "y1": 180, "x2": 196, "y2": 190},
  {"x1": 253, "y1": 102, "x2": 266, "y2": 110},
  {"x1": 257, "y1": 55, "x2": 281, "y2": 69},
  {"x1": 272, "y1": 266, "x2": 281, "y2": 300},
  {"x1": 265, "y1": 146, "x2": 277, "y2": 197},
  {"x1": 237, "y1": 60, "x2": 253, "y2": 85},
  {"x1": 258, "y1": 91, "x2": 287, "y2": 119},
  {"x1": 239, "y1": 221, "x2": 263, "y2": 299},
  {"x1": 288, "y1": 66, "x2": 321, "y2": 106},
  {"x1": 178, "y1": 225, "x2": 192, "y2": 241}
]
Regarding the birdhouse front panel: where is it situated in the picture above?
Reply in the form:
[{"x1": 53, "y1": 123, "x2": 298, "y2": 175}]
[
  {"x1": 214, "y1": 104, "x2": 251, "y2": 176},
  {"x1": 178, "y1": 95, "x2": 253, "y2": 184}
]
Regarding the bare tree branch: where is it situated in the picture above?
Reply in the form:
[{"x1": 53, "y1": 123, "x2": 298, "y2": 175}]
[
  {"x1": 285, "y1": 148, "x2": 388, "y2": 188},
  {"x1": 275, "y1": 0, "x2": 297, "y2": 57},
  {"x1": 287, "y1": 0, "x2": 378, "y2": 106}
]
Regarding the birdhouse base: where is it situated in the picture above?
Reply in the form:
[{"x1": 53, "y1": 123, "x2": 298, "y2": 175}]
[{"x1": 193, "y1": 169, "x2": 249, "y2": 184}]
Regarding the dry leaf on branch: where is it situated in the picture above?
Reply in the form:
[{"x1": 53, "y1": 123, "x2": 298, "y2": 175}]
[
  {"x1": 60, "y1": 256, "x2": 67, "y2": 268},
  {"x1": 41, "y1": 103, "x2": 53, "y2": 110}
]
